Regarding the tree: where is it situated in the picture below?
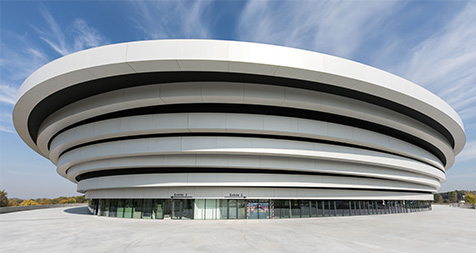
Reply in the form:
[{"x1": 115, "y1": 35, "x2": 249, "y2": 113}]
[
  {"x1": 433, "y1": 193, "x2": 441, "y2": 203},
  {"x1": 465, "y1": 192, "x2": 476, "y2": 204},
  {"x1": 19, "y1": 199, "x2": 39, "y2": 206},
  {"x1": 448, "y1": 191, "x2": 458, "y2": 203},
  {"x1": 59, "y1": 198, "x2": 77, "y2": 204},
  {"x1": 75, "y1": 195, "x2": 87, "y2": 203},
  {"x1": 8, "y1": 198, "x2": 22, "y2": 206},
  {"x1": 39, "y1": 199, "x2": 53, "y2": 205},
  {"x1": 0, "y1": 190, "x2": 8, "y2": 207},
  {"x1": 436, "y1": 195, "x2": 443, "y2": 204}
]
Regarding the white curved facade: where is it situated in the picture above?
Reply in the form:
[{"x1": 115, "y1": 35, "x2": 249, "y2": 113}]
[{"x1": 13, "y1": 40, "x2": 465, "y2": 219}]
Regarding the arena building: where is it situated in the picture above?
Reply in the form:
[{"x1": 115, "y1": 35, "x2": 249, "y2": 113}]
[{"x1": 13, "y1": 40, "x2": 465, "y2": 219}]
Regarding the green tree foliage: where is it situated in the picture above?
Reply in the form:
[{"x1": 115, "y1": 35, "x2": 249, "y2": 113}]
[
  {"x1": 434, "y1": 190, "x2": 476, "y2": 204},
  {"x1": 436, "y1": 195, "x2": 443, "y2": 204},
  {"x1": 0, "y1": 190, "x2": 8, "y2": 207},
  {"x1": 465, "y1": 192, "x2": 476, "y2": 204},
  {"x1": 448, "y1": 191, "x2": 458, "y2": 203},
  {"x1": 75, "y1": 195, "x2": 86, "y2": 203}
]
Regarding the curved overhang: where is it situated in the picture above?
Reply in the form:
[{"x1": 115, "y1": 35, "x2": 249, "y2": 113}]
[{"x1": 13, "y1": 40, "x2": 466, "y2": 171}]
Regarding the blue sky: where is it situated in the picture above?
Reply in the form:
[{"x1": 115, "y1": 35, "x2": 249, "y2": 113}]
[{"x1": 1, "y1": 0, "x2": 475, "y2": 199}]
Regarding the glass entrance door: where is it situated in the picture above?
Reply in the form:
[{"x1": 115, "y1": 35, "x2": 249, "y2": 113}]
[
  {"x1": 247, "y1": 201, "x2": 270, "y2": 219},
  {"x1": 171, "y1": 199, "x2": 194, "y2": 219},
  {"x1": 229, "y1": 200, "x2": 237, "y2": 219},
  {"x1": 163, "y1": 199, "x2": 172, "y2": 218},
  {"x1": 173, "y1": 199, "x2": 182, "y2": 219}
]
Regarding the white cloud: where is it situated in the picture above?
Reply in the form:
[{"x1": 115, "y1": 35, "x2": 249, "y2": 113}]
[
  {"x1": 0, "y1": 7, "x2": 109, "y2": 135},
  {"x1": 33, "y1": 7, "x2": 109, "y2": 56},
  {"x1": 0, "y1": 40, "x2": 49, "y2": 83},
  {"x1": 35, "y1": 7, "x2": 69, "y2": 55},
  {"x1": 128, "y1": 0, "x2": 212, "y2": 39},
  {"x1": 70, "y1": 19, "x2": 108, "y2": 51},
  {"x1": 0, "y1": 83, "x2": 17, "y2": 105},
  {"x1": 0, "y1": 125, "x2": 15, "y2": 134},
  {"x1": 237, "y1": 0, "x2": 398, "y2": 58},
  {"x1": 395, "y1": 2, "x2": 476, "y2": 124},
  {"x1": 0, "y1": 108, "x2": 15, "y2": 134},
  {"x1": 456, "y1": 140, "x2": 476, "y2": 163}
]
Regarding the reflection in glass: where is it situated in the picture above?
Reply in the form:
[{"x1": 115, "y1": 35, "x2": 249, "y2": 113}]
[
  {"x1": 258, "y1": 201, "x2": 270, "y2": 219},
  {"x1": 247, "y1": 201, "x2": 259, "y2": 219},
  {"x1": 237, "y1": 200, "x2": 246, "y2": 219},
  {"x1": 229, "y1": 200, "x2": 237, "y2": 219},
  {"x1": 311, "y1": 201, "x2": 318, "y2": 217},
  {"x1": 109, "y1": 199, "x2": 118, "y2": 217},
  {"x1": 219, "y1": 199, "x2": 228, "y2": 219},
  {"x1": 291, "y1": 200, "x2": 301, "y2": 218},
  {"x1": 152, "y1": 199, "x2": 163, "y2": 219},
  {"x1": 104, "y1": 199, "x2": 110, "y2": 217},
  {"x1": 182, "y1": 199, "x2": 194, "y2": 219},
  {"x1": 206, "y1": 199, "x2": 218, "y2": 219},
  {"x1": 90, "y1": 198, "x2": 431, "y2": 219},
  {"x1": 133, "y1": 199, "x2": 143, "y2": 219},
  {"x1": 194, "y1": 199, "x2": 205, "y2": 220},
  {"x1": 172, "y1": 200, "x2": 181, "y2": 219},
  {"x1": 117, "y1": 199, "x2": 124, "y2": 218},
  {"x1": 274, "y1": 200, "x2": 290, "y2": 219},
  {"x1": 99, "y1": 199, "x2": 104, "y2": 216},
  {"x1": 142, "y1": 199, "x2": 152, "y2": 219},
  {"x1": 124, "y1": 199, "x2": 133, "y2": 218},
  {"x1": 301, "y1": 201, "x2": 310, "y2": 217}
]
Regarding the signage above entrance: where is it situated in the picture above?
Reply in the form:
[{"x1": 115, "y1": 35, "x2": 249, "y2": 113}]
[
  {"x1": 225, "y1": 193, "x2": 246, "y2": 198},
  {"x1": 171, "y1": 193, "x2": 193, "y2": 199}
]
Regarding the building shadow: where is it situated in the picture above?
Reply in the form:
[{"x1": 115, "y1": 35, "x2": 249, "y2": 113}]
[{"x1": 63, "y1": 206, "x2": 91, "y2": 215}]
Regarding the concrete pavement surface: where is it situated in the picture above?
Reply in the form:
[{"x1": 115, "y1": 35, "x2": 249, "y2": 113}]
[{"x1": 1, "y1": 205, "x2": 475, "y2": 253}]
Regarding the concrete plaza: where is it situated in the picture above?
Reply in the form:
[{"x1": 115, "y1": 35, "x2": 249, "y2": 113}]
[{"x1": 0, "y1": 205, "x2": 474, "y2": 253}]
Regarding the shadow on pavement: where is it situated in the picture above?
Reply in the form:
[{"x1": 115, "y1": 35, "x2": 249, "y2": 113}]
[{"x1": 63, "y1": 206, "x2": 91, "y2": 215}]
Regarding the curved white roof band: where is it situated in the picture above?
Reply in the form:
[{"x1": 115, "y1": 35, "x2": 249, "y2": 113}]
[{"x1": 14, "y1": 40, "x2": 465, "y2": 158}]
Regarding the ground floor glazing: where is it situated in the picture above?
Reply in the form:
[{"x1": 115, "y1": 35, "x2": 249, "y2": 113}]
[{"x1": 88, "y1": 199, "x2": 431, "y2": 219}]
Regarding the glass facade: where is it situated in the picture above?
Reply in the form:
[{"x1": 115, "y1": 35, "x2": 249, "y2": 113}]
[{"x1": 88, "y1": 199, "x2": 432, "y2": 219}]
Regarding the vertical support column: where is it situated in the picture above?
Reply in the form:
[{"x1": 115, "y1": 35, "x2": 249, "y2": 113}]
[
  {"x1": 299, "y1": 200, "x2": 302, "y2": 218},
  {"x1": 227, "y1": 199, "x2": 230, "y2": 219},
  {"x1": 171, "y1": 200, "x2": 175, "y2": 219},
  {"x1": 179, "y1": 200, "x2": 183, "y2": 219},
  {"x1": 289, "y1": 200, "x2": 292, "y2": 218}
]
